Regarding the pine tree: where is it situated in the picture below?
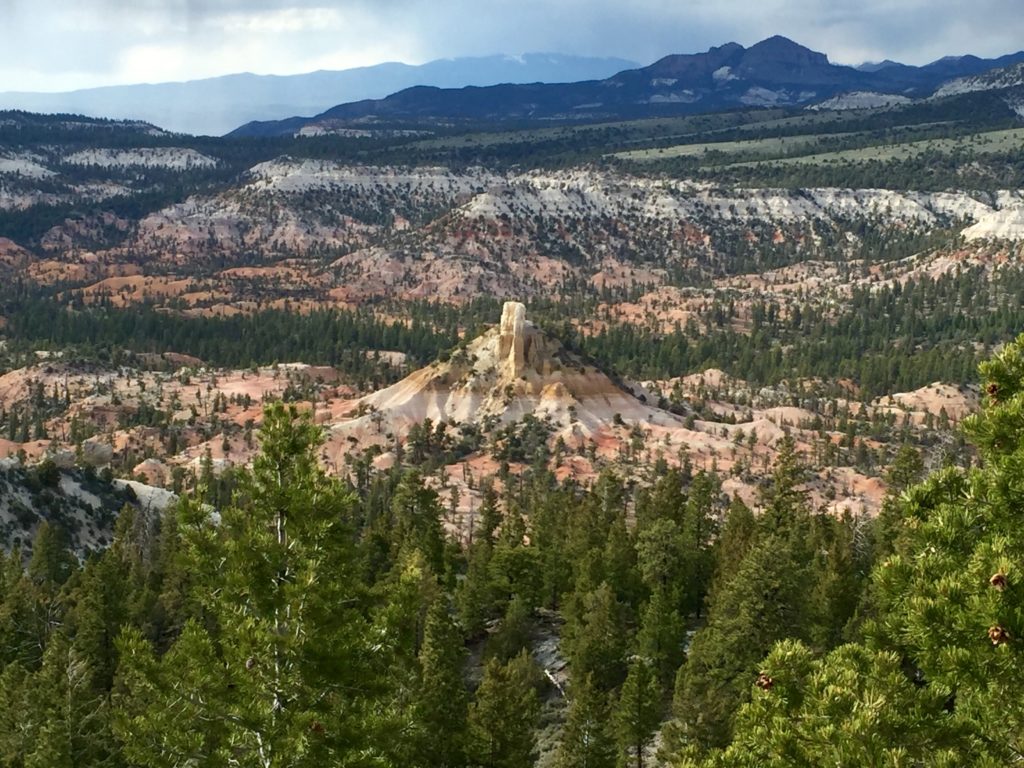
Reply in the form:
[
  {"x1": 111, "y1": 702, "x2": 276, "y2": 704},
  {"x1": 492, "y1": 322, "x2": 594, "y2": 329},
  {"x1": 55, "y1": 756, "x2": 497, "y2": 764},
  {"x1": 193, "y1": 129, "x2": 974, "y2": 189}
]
[
  {"x1": 389, "y1": 470, "x2": 447, "y2": 575},
  {"x1": 635, "y1": 587, "x2": 686, "y2": 685},
  {"x1": 149, "y1": 503, "x2": 193, "y2": 650},
  {"x1": 1, "y1": 541, "x2": 56, "y2": 670},
  {"x1": 804, "y1": 512, "x2": 866, "y2": 651},
  {"x1": 487, "y1": 533, "x2": 543, "y2": 612},
  {"x1": 66, "y1": 552, "x2": 131, "y2": 693},
  {"x1": 871, "y1": 442, "x2": 925, "y2": 560},
  {"x1": 0, "y1": 660, "x2": 31, "y2": 765},
  {"x1": 115, "y1": 404, "x2": 376, "y2": 767},
  {"x1": 374, "y1": 548, "x2": 441, "y2": 666},
  {"x1": 556, "y1": 672, "x2": 616, "y2": 768},
  {"x1": 635, "y1": 518, "x2": 684, "y2": 595},
  {"x1": 671, "y1": 445, "x2": 813, "y2": 753},
  {"x1": 705, "y1": 497, "x2": 755, "y2": 606},
  {"x1": 614, "y1": 657, "x2": 662, "y2": 768},
  {"x1": 27, "y1": 521, "x2": 76, "y2": 589},
  {"x1": 868, "y1": 334, "x2": 1024, "y2": 762},
  {"x1": 115, "y1": 620, "x2": 229, "y2": 765},
  {"x1": 695, "y1": 641, "x2": 977, "y2": 767},
  {"x1": 487, "y1": 593, "x2": 533, "y2": 664},
  {"x1": 467, "y1": 651, "x2": 541, "y2": 768},
  {"x1": 458, "y1": 539, "x2": 497, "y2": 638},
  {"x1": 532, "y1": 486, "x2": 574, "y2": 610},
  {"x1": 413, "y1": 599, "x2": 469, "y2": 768},
  {"x1": 562, "y1": 582, "x2": 628, "y2": 693},
  {"x1": 679, "y1": 471, "x2": 721, "y2": 617},
  {"x1": 9, "y1": 632, "x2": 121, "y2": 767},
  {"x1": 477, "y1": 481, "x2": 502, "y2": 545}
]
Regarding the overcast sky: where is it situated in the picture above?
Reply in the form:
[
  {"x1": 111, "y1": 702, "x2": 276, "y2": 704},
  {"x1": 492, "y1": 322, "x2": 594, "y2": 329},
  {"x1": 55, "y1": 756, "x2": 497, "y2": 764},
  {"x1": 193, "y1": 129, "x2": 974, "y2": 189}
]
[{"x1": 3, "y1": 0, "x2": 1024, "y2": 92}]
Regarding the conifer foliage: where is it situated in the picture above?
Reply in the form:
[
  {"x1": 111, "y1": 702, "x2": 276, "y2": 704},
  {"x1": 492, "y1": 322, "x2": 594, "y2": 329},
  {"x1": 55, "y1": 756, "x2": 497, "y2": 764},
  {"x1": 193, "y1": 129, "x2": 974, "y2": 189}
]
[
  {"x1": 116, "y1": 403, "x2": 372, "y2": 767},
  {"x1": 2, "y1": 335, "x2": 1024, "y2": 765}
]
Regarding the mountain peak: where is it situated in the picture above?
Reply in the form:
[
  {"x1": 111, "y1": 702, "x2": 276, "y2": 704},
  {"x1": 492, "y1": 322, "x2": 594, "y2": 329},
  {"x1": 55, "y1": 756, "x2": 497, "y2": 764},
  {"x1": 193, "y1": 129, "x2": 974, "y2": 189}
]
[
  {"x1": 744, "y1": 35, "x2": 830, "y2": 66},
  {"x1": 857, "y1": 59, "x2": 905, "y2": 73}
]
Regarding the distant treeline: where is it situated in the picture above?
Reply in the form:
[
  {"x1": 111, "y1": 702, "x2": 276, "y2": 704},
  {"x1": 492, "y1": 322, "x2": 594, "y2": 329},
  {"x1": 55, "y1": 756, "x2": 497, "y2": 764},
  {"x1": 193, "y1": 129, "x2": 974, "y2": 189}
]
[
  {"x1": 566, "y1": 265, "x2": 1024, "y2": 398},
  {"x1": 4, "y1": 300, "x2": 458, "y2": 373}
]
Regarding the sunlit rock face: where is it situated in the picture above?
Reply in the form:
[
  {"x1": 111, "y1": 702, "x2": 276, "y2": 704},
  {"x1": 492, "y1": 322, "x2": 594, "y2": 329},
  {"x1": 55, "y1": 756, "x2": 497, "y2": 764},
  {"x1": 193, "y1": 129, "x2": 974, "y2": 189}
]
[
  {"x1": 499, "y1": 301, "x2": 529, "y2": 378},
  {"x1": 330, "y1": 299, "x2": 684, "y2": 452}
]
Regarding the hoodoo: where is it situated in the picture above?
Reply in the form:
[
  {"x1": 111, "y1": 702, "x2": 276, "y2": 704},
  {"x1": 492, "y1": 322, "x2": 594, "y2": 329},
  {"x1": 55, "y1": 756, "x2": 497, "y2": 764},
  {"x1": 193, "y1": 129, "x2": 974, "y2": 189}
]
[
  {"x1": 327, "y1": 301, "x2": 686, "y2": 455},
  {"x1": 498, "y1": 301, "x2": 529, "y2": 377}
]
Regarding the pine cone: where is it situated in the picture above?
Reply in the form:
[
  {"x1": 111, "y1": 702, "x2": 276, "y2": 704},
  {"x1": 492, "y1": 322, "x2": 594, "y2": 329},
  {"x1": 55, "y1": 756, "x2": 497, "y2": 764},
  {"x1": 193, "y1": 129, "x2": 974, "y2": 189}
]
[
  {"x1": 990, "y1": 572, "x2": 1008, "y2": 591},
  {"x1": 756, "y1": 672, "x2": 774, "y2": 691},
  {"x1": 988, "y1": 625, "x2": 1010, "y2": 646}
]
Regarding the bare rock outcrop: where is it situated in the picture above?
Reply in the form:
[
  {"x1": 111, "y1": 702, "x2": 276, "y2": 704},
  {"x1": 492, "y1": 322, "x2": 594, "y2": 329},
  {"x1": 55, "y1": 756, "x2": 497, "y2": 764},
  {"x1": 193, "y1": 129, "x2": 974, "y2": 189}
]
[
  {"x1": 498, "y1": 301, "x2": 529, "y2": 378},
  {"x1": 329, "y1": 301, "x2": 688, "y2": 461}
]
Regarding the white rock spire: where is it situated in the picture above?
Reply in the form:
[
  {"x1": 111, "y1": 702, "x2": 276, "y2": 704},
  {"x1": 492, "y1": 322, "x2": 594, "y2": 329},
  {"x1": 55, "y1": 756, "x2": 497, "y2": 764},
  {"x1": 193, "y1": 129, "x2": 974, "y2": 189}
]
[{"x1": 499, "y1": 301, "x2": 528, "y2": 378}]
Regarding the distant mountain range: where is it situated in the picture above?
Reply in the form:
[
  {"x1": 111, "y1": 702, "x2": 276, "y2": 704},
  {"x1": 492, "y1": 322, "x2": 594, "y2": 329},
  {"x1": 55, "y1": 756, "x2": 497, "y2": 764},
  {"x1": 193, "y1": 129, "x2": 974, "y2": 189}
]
[
  {"x1": 0, "y1": 53, "x2": 638, "y2": 137},
  {"x1": 232, "y1": 36, "x2": 1024, "y2": 137}
]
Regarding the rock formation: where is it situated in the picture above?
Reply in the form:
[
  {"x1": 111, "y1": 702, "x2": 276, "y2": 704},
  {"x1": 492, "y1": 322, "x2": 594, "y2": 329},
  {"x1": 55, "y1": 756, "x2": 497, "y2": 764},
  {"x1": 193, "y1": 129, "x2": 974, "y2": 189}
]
[
  {"x1": 499, "y1": 301, "x2": 529, "y2": 377},
  {"x1": 329, "y1": 301, "x2": 685, "y2": 446}
]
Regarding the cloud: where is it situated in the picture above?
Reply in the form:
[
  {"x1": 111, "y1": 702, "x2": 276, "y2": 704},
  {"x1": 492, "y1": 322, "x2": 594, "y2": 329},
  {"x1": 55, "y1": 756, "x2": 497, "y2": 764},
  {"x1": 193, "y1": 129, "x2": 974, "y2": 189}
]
[{"x1": 1, "y1": 0, "x2": 1023, "y2": 91}]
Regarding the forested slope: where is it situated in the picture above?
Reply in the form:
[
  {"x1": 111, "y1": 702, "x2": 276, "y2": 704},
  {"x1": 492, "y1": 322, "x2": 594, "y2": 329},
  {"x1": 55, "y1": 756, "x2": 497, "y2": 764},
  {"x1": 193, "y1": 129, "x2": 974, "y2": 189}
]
[{"x1": 1, "y1": 336, "x2": 1022, "y2": 766}]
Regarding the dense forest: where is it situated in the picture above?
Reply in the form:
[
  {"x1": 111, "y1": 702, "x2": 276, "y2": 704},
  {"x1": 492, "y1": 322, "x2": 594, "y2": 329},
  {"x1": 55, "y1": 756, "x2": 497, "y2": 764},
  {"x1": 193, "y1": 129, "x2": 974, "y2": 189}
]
[
  {"x1": 1, "y1": 336, "x2": 1022, "y2": 766},
  {"x1": 6, "y1": 261, "x2": 1024, "y2": 399}
]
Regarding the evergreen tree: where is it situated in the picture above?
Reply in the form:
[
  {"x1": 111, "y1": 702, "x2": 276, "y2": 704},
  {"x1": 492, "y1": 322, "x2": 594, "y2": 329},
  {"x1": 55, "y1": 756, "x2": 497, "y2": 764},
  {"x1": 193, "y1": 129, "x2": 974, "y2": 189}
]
[
  {"x1": 0, "y1": 661, "x2": 31, "y2": 765},
  {"x1": 562, "y1": 582, "x2": 628, "y2": 693},
  {"x1": 635, "y1": 519, "x2": 684, "y2": 595},
  {"x1": 413, "y1": 599, "x2": 469, "y2": 768},
  {"x1": 869, "y1": 334, "x2": 1024, "y2": 762},
  {"x1": 389, "y1": 471, "x2": 447, "y2": 576},
  {"x1": 671, "y1": 444, "x2": 813, "y2": 753},
  {"x1": 374, "y1": 548, "x2": 441, "y2": 667},
  {"x1": 467, "y1": 651, "x2": 541, "y2": 768},
  {"x1": 871, "y1": 442, "x2": 925, "y2": 560},
  {"x1": 635, "y1": 587, "x2": 686, "y2": 685},
  {"x1": 458, "y1": 540, "x2": 497, "y2": 638},
  {"x1": 679, "y1": 472, "x2": 721, "y2": 617},
  {"x1": 556, "y1": 672, "x2": 616, "y2": 768},
  {"x1": 149, "y1": 503, "x2": 193, "y2": 650},
  {"x1": 804, "y1": 512, "x2": 866, "y2": 651},
  {"x1": 613, "y1": 656, "x2": 662, "y2": 768},
  {"x1": 27, "y1": 521, "x2": 76, "y2": 589},
  {"x1": 115, "y1": 621, "x2": 229, "y2": 765},
  {"x1": 115, "y1": 404, "x2": 376, "y2": 767},
  {"x1": 487, "y1": 593, "x2": 533, "y2": 664},
  {"x1": 531, "y1": 486, "x2": 573, "y2": 610},
  {"x1": 66, "y1": 552, "x2": 131, "y2": 693},
  {"x1": 704, "y1": 497, "x2": 755, "y2": 606},
  {"x1": 690, "y1": 641, "x2": 978, "y2": 767}
]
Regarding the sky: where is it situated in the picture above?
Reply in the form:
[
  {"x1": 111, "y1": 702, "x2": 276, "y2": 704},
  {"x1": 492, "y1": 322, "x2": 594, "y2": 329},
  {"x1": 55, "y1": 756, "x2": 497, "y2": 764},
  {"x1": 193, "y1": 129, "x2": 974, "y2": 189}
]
[{"x1": 3, "y1": 0, "x2": 1024, "y2": 92}]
